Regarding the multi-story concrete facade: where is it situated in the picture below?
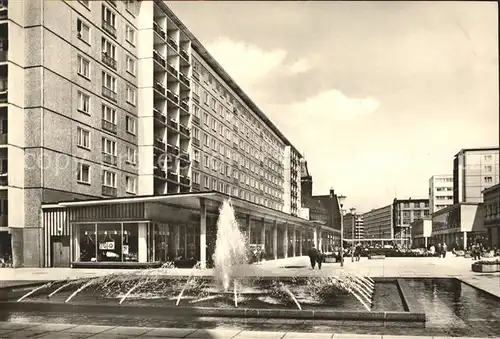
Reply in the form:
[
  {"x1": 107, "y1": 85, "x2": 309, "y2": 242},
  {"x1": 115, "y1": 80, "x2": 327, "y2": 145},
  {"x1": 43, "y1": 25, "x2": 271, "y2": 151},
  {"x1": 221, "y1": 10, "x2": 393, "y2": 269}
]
[
  {"x1": 362, "y1": 204, "x2": 394, "y2": 241},
  {"x1": 483, "y1": 184, "x2": 500, "y2": 248},
  {"x1": 1, "y1": 0, "x2": 311, "y2": 267},
  {"x1": 453, "y1": 148, "x2": 499, "y2": 204},
  {"x1": 392, "y1": 198, "x2": 429, "y2": 246},
  {"x1": 410, "y1": 217, "x2": 432, "y2": 249},
  {"x1": 431, "y1": 148, "x2": 499, "y2": 250},
  {"x1": 429, "y1": 175, "x2": 453, "y2": 214},
  {"x1": 343, "y1": 213, "x2": 363, "y2": 241},
  {"x1": 283, "y1": 146, "x2": 301, "y2": 216}
]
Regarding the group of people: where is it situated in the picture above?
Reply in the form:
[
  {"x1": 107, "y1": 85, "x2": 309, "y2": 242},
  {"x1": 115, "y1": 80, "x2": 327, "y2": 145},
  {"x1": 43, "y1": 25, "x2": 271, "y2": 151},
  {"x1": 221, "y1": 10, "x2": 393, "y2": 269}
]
[
  {"x1": 307, "y1": 245, "x2": 325, "y2": 270},
  {"x1": 429, "y1": 242, "x2": 448, "y2": 258}
]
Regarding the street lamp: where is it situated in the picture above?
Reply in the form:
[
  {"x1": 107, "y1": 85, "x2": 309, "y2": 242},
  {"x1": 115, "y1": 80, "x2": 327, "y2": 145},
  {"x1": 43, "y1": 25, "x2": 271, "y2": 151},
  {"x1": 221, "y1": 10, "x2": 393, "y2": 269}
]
[
  {"x1": 337, "y1": 194, "x2": 346, "y2": 267},
  {"x1": 350, "y1": 207, "x2": 356, "y2": 262}
]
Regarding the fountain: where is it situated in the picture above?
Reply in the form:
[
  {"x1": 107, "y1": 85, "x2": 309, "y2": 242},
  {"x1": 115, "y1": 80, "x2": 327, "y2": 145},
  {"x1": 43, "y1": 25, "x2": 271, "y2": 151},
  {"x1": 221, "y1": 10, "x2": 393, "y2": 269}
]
[{"x1": 11, "y1": 199, "x2": 394, "y2": 321}]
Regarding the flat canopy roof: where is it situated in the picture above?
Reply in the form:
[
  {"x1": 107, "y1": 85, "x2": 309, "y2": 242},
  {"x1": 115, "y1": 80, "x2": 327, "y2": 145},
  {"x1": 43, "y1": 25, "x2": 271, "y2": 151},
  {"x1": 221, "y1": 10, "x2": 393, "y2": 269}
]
[{"x1": 42, "y1": 191, "x2": 316, "y2": 228}]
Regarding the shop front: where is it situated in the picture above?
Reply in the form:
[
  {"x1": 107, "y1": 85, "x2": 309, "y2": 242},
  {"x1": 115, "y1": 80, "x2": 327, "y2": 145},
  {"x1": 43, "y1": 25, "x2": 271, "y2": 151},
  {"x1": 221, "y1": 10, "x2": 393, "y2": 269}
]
[{"x1": 42, "y1": 192, "x2": 323, "y2": 268}]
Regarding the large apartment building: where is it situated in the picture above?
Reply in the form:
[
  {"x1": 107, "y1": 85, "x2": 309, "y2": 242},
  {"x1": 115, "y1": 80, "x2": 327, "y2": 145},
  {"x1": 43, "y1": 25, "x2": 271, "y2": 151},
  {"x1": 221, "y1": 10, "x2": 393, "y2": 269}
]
[
  {"x1": 392, "y1": 198, "x2": 429, "y2": 245},
  {"x1": 429, "y1": 175, "x2": 453, "y2": 214},
  {"x1": 343, "y1": 213, "x2": 364, "y2": 241},
  {"x1": 362, "y1": 204, "x2": 394, "y2": 241},
  {"x1": 1, "y1": 0, "x2": 307, "y2": 267}
]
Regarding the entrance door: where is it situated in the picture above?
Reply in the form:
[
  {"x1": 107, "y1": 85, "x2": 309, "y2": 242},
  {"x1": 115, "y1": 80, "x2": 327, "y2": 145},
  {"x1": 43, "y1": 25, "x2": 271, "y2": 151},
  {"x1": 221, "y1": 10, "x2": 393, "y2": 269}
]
[{"x1": 51, "y1": 236, "x2": 70, "y2": 267}]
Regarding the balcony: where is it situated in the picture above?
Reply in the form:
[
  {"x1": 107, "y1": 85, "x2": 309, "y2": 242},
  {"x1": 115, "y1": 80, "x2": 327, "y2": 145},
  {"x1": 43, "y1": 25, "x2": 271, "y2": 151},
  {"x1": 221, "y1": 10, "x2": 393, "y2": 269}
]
[
  {"x1": 155, "y1": 82, "x2": 166, "y2": 96},
  {"x1": 233, "y1": 142, "x2": 238, "y2": 149},
  {"x1": 192, "y1": 71, "x2": 200, "y2": 81},
  {"x1": 232, "y1": 160, "x2": 238, "y2": 166},
  {"x1": 102, "y1": 119, "x2": 117, "y2": 134},
  {"x1": 102, "y1": 153, "x2": 118, "y2": 166},
  {"x1": 0, "y1": 133, "x2": 6, "y2": 144},
  {"x1": 192, "y1": 138, "x2": 200, "y2": 147},
  {"x1": 180, "y1": 100, "x2": 190, "y2": 112},
  {"x1": 167, "y1": 64, "x2": 178, "y2": 77},
  {"x1": 102, "y1": 52, "x2": 117, "y2": 70},
  {"x1": 167, "y1": 171, "x2": 178, "y2": 182},
  {"x1": 179, "y1": 152, "x2": 190, "y2": 162},
  {"x1": 179, "y1": 175, "x2": 190, "y2": 186},
  {"x1": 102, "y1": 86, "x2": 117, "y2": 102},
  {"x1": 192, "y1": 182, "x2": 200, "y2": 191},
  {"x1": 153, "y1": 109, "x2": 166, "y2": 125},
  {"x1": 166, "y1": 117, "x2": 178, "y2": 131},
  {"x1": 166, "y1": 90, "x2": 179, "y2": 104},
  {"x1": 192, "y1": 160, "x2": 199, "y2": 169},
  {"x1": 233, "y1": 125, "x2": 238, "y2": 132},
  {"x1": 0, "y1": 174, "x2": 7, "y2": 186},
  {"x1": 154, "y1": 138, "x2": 166, "y2": 151},
  {"x1": 153, "y1": 21, "x2": 166, "y2": 40},
  {"x1": 179, "y1": 124, "x2": 190, "y2": 137},
  {"x1": 154, "y1": 167, "x2": 167, "y2": 179},
  {"x1": 167, "y1": 144, "x2": 179, "y2": 156},
  {"x1": 0, "y1": 2, "x2": 7, "y2": 21},
  {"x1": 192, "y1": 93, "x2": 200, "y2": 103},
  {"x1": 102, "y1": 185, "x2": 117, "y2": 197},
  {"x1": 153, "y1": 50, "x2": 166, "y2": 68},
  {"x1": 179, "y1": 73, "x2": 190, "y2": 87},
  {"x1": 192, "y1": 115, "x2": 200, "y2": 125},
  {"x1": 166, "y1": 36, "x2": 178, "y2": 51},
  {"x1": 102, "y1": 20, "x2": 117, "y2": 38},
  {"x1": 180, "y1": 49, "x2": 189, "y2": 62}
]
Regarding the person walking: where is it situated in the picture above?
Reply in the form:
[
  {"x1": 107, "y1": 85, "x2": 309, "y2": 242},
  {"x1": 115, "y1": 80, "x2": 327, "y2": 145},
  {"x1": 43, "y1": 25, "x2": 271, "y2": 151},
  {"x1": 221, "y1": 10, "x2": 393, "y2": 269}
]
[
  {"x1": 437, "y1": 243, "x2": 442, "y2": 258},
  {"x1": 316, "y1": 250, "x2": 324, "y2": 270},
  {"x1": 442, "y1": 242, "x2": 448, "y2": 258},
  {"x1": 307, "y1": 245, "x2": 318, "y2": 269},
  {"x1": 355, "y1": 243, "x2": 362, "y2": 262}
]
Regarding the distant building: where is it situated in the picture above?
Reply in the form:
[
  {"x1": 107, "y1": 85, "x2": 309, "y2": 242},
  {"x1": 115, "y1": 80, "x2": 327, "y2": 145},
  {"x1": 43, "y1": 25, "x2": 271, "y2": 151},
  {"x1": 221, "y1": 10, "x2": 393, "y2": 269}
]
[
  {"x1": 392, "y1": 198, "x2": 430, "y2": 246},
  {"x1": 483, "y1": 184, "x2": 500, "y2": 248},
  {"x1": 410, "y1": 217, "x2": 432, "y2": 249},
  {"x1": 363, "y1": 204, "x2": 394, "y2": 241},
  {"x1": 453, "y1": 148, "x2": 499, "y2": 204},
  {"x1": 343, "y1": 213, "x2": 364, "y2": 241},
  {"x1": 429, "y1": 175, "x2": 453, "y2": 214},
  {"x1": 300, "y1": 159, "x2": 341, "y2": 250},
  {"x1": 431, "y1": 147, "x2": 499, "y2": 249}
]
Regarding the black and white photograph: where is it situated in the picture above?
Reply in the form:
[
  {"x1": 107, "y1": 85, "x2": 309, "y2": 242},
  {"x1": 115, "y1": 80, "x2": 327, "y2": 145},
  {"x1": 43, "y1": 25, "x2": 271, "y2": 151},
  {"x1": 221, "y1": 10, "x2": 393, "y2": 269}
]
[{"x1": 0, "y1": 0, "x2": 499, "y2": 338}]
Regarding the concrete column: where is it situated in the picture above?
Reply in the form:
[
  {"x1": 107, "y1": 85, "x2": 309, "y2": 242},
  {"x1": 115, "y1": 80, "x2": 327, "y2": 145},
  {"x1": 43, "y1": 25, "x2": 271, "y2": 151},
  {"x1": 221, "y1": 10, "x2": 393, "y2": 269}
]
[
  {"x1": 246, "y1": 214, "x2": 251, "y2": 244},
  {"x1": 313, "y1": 228, "x2": 318, "y2": 248},
  {"x1": 292, "y1": 226, "x2": 297, "y2": 257},
  {"x1": 318, "y1": 230, "x2": 323, "y2": 252},
  {"x1": 424, "y1": 237, "x2": 428, "y2": 249},
  {"x1": 283, "y1": 223, "x2": 288, "y2": 258},
  {"x1": 138, "y1": 222, "x2": 148, "y2": 263},
  {"x1": 260, "y1": 218, "x2": 266, "y2": 246},
  {"x1": 463, "y1": 231, "x2": 467, "y2": 250},
  {"x1": 299, "y1": 230, "x2": 303, "y2": 256},
  {"x1": 174, "y1": 225, "x2": 180, "y2": 257},
  {"x1": 200, "y1": 198, "x2": 207, "y2": 269},
  {"x1": 273, "y1": 220, "x2": 278, "y2": 260}
]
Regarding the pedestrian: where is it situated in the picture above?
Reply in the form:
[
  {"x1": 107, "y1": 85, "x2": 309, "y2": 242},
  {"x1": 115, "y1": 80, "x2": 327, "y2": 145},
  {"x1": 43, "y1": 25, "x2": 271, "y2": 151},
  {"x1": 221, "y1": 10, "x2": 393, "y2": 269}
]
[
  {"x1": 430, "y1": 245, "x2": 435, "y2": 256},
  {"x1": 442, "y1": 242, "x2": 447, "y2": 258},
  {"x1": 307, "y1": 244, "x2": 318, "y2": 269},
  {"x1": 437, "y1": 243, "x2": 442, "y2": 258},
  {"x1": 355, "y1": 243, "x2": 362, "y2": 261},
  {"x1": 316, "y1": 250, "x2": 324, "y2": 270}
]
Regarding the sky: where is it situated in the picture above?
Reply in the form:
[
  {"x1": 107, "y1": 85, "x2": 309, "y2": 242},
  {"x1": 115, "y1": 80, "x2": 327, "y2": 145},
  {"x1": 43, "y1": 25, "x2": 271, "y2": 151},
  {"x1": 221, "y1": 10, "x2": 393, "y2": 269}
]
[{"x1": 168, "y1": 1, "x2": 499, "y2": 213}]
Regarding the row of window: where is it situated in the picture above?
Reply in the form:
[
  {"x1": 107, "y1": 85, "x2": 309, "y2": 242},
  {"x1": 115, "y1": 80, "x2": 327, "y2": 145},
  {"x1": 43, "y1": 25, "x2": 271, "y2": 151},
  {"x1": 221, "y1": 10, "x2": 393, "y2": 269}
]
[
  {"x1": 77, "y1": 162, "x2": 136, "y2": 194},
  {"x1": 77, "y1": 127, "x2": 137, "y2": 165},
  {"x1": 402, "y1": 210, "x2": 430, "y2": 218},
  {"x1": 191, "y1": 171, "x2": 283, "y2": 211},
  {"x1": 192, "y1": 58, "x2": 285, "y2": 153},
  {"x1": 436, "y1": 187, "x2": 453, "y2": 192},
  {"x1": 401, "y1": 202, "x2": 429, "y2": 209},
  {"x1": 192, "y1": 131, "x2": 283, "y2": 188},
  {"x1": 435, "y1": 196, "x2": 453, "y2": 200},
  {"x1": 77, "y1": 92, "x2": 137, "y2": 135},
  {"x1": 77, "y1": 54, "x2": 137, "y2": 105},
  {"x1": 192, "y1": 63, "x2": 284, "y2": 160}
]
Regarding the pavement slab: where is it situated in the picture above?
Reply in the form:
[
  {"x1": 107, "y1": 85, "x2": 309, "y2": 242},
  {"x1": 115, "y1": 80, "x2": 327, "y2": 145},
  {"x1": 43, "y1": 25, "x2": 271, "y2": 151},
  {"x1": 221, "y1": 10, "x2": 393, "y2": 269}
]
[
  {"x1": 142, "y1": 327, "x2": 197, "y2": 337},
  {"x1": 186, "y1": 328, "x2": 243, "y2": 338}
]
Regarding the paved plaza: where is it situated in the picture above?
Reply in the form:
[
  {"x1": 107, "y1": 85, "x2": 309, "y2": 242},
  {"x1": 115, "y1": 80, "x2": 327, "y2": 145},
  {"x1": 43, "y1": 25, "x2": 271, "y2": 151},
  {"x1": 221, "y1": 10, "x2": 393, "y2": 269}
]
[{"x1": 1, "y1": 257, "x2": 499, "y2": 338}]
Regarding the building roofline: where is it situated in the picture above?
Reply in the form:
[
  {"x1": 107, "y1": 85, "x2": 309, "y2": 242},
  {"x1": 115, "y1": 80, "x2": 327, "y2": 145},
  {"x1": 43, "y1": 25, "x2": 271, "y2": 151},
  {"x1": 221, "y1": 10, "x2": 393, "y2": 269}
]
[
  {"x1": 157, "y1": 0, "x2": 299, "y2": 154},
  {"x1": 393, "y1": 198, "x2": 429, "y2": 203},
  {"x1": 482, "y1": 184, "x2": 500, "y2": 194},
  {"x1": 362, "y1": 204, "x2": 393, "y2": 215},
  {"x1": 454, "y1": 147, "x2": 499, "y2": 157}
]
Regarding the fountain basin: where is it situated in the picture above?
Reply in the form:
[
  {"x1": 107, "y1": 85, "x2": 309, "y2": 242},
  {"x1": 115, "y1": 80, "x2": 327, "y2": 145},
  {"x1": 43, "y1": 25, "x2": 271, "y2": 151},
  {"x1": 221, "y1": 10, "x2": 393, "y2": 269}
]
[{"x1": 0, "y1": 277, "x2": 425, "y2": 326}]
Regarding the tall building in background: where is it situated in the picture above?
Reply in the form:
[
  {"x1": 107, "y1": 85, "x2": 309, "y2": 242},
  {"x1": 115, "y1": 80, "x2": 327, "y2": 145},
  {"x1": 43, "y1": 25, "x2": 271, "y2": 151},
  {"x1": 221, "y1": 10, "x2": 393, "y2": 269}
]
[
  {"x1": 429, "y1": 175, "x2": 453, "y2": 214},
  {"x1": 431, "y1": 147, "x2": 499, "y2": 250},
  {"x1": 0, "y1": 0, "x2": 306, "y2": 267},
  {"x1": 453, "y1": 148, "x2": 499, "y2": 204},
  {"x1": 362, "y1": 205, "x2": 394, "y2": 241},
  {"x1": 392, "y1": 198, "x2": 429, "y2": 246},
  {"x1": 343, "y1": 213, "x2": 364, "y2": 241}
]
